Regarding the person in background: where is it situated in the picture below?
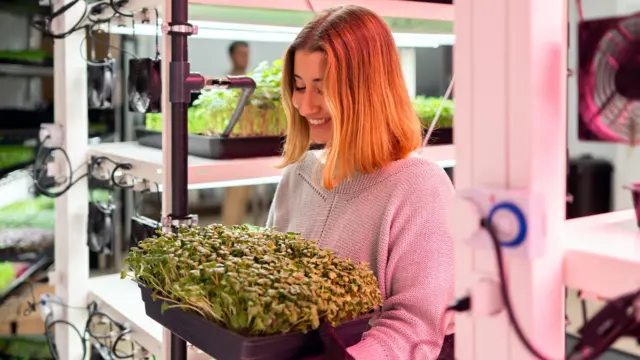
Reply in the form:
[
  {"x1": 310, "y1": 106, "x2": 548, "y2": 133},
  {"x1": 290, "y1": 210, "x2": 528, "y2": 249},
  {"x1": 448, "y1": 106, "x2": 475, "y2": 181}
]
[
  {"x1": 221, "y1": 40, "x2": 254, "y2": 225},
  {"x1": 228, "y1": 41, "x2": 249, "y2": 75},
  {"x1": 267, "y1": 5, "x2": 454, "y2": 360}
]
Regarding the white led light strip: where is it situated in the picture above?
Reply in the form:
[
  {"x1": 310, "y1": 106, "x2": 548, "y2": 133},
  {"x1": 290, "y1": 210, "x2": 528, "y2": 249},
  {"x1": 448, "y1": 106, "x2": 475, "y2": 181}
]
[{"x1": 106, "y1": 20, "x2": 455, "y2": 48}]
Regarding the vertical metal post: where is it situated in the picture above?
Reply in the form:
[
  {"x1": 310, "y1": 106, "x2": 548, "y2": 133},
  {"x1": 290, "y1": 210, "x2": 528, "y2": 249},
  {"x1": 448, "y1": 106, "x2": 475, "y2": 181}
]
[
  {"x1": 52, "y1": 0, "x2": 89, "y2": 359},
  {"x1": 165, "y1": 0, "x2": 190, "y2": 357}
]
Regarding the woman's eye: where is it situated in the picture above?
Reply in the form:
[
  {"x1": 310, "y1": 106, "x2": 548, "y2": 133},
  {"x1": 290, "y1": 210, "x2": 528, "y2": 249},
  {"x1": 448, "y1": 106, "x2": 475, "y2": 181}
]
[{"x1": 294, "y1": 86, "x2": 305, "y2": 92}]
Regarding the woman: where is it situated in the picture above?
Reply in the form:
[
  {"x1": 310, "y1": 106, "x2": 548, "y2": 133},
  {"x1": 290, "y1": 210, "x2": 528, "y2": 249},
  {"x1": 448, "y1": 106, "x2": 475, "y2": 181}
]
[{"x1": 267, "y1": 5, "x2": 455, "y2": 360}]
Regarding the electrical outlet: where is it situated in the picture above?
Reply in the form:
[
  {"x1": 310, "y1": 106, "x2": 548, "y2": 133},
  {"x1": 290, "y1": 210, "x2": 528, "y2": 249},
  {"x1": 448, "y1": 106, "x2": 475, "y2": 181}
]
[
  {"x1": 39, "y1": 124, "x2": 64, "y2": 148},
  {"x1": 452, "y1": 188, "x2": 547, "y2": 259},
  {"x1": 40, "y1": 293, "x2": 65, "y2": 322}
]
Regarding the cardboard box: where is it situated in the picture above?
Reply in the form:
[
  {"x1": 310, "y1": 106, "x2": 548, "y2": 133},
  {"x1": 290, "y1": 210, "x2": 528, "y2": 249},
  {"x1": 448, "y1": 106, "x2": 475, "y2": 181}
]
[{"x1": 0, "y1": 283, "x2": 53, "y2": 335}]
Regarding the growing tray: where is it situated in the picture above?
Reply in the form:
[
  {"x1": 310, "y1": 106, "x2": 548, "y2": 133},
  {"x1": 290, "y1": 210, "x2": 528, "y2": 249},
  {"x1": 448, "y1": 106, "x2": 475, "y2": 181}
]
[
  {"x1": 136, "y1": 128, "x2": 288, "y2": 159},
  {"x1": 136, "y1": 127, "x2": 452, "y2": 160},
  {"x1": 138, "y1": 284, "x2": 372, "y2": 360}
]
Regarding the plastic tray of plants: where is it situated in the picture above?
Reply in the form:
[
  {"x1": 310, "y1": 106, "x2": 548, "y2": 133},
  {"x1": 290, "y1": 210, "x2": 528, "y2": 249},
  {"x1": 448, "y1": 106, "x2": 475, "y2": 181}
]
[
  {"x1": 0, "y1": 144, "x2": 38, "y2": 180},
  {"x1": 123, "y1": 224, "x2": 382, "y2": 360},
  {"x1": 0, "y1": 195, "x2": 56, "y2": 263},
  {"x1": 137, "y1": 60, "x2": 455, "y2": 160}
]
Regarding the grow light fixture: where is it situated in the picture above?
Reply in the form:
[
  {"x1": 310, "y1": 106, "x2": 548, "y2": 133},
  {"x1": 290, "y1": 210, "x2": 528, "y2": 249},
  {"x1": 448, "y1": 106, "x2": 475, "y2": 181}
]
[{"x1": 106, "y1": 20, "x2": 455, "y2": 48}]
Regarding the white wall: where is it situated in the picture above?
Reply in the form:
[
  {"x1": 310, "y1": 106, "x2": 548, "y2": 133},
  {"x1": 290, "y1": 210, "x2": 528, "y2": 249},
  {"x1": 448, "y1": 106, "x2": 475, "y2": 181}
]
[
  {"x1": 135, "y1": 37, "x2": 450, "y2": 99},
  {"x1": 136, "y1": 38, "x2": 288, "y2": 76},
  {"x1": 568, "y1": 0, "x2": 640, "y2": 210}
]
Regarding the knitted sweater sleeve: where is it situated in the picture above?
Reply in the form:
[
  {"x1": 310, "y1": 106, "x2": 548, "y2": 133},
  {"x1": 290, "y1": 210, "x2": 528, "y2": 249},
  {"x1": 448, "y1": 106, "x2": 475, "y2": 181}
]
[{"x1": 347, "y1": 165, "x2": 455, "y2": 360}]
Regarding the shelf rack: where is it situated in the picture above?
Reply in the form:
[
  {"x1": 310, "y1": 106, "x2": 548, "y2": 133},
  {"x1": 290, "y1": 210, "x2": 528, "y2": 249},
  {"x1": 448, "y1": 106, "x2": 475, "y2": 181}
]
[
  {"x1": 88, "y1": 142, "x2": 455, "y2": 189},
  {"x1": 0, "y1": 62, "x2": 52, "y2": 77},
  {"x1": 51, "y1": 1, "x2": 457, "y2": 359}
]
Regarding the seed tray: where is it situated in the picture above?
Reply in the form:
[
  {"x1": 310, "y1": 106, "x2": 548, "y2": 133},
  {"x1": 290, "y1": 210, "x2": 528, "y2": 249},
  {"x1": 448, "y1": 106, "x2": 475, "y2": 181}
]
[
  {"x1": 138, "y1": 284, "x2": 372, "y2": 360},
  {"x1": 135, "y1": 127, "x2": 452, "y2": 160}
]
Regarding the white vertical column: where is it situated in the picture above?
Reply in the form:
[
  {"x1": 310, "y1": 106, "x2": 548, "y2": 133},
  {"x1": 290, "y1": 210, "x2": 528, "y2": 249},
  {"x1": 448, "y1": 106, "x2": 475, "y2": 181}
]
[
  {"x1": 52, "y1": 0, "x2": 89, "y2": 359},
  {"x1": 454, "y1": 0, "x2": 567, "y2": 359},
  {"x1": 398, "y1": 47, "x2": 416, "y2": 99},
  {"x1": 160, "y1": 1, "x2": 174, "y2": 359}
]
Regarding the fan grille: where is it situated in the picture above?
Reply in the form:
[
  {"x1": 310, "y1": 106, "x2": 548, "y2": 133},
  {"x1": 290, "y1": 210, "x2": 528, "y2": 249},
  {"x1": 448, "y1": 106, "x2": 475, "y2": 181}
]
[{"x1": 581, "y1": 15, "x2": 640, "y2": 144}]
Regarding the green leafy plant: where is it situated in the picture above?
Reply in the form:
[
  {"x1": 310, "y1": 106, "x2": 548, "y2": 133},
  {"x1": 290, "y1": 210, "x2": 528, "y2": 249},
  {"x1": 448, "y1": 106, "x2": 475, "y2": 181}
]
[
  {"x1": 122, "y1": 224, "x2": 383, "y2": 336},
  {"x1": 412, "y1": 96, "x2": 454, "y2": 129},
  {"x1": 146, "y1": 64, "x2": 454, "y2": 136},
  {"x1": 145, "y1": 60, "x2": 286, "y2": 137}
]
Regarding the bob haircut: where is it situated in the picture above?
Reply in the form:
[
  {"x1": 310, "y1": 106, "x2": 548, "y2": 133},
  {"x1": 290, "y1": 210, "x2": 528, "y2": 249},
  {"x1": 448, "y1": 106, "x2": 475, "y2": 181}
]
[{"x1": 279, "y1": 5, "x2": 423, "y2": 190}]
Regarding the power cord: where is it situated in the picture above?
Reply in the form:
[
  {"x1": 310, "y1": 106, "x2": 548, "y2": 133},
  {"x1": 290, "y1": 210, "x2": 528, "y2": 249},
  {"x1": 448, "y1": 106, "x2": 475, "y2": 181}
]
[
  {"x1": 479, "y1": 217, "x2": 559, "y2": 360},
  {"x1": 31, "y1": 135, "x2": 90, "y2": 198},
  {"x1": 32, "y1": 136, "x2": 135, "y2": 199},
  {"x1": 90, "y1": 156, "x2": 134, "y2": 189},
  {"x1": 41, "y1": 295, "x2": 137, "y2": 360},
  {"x1": 32, "y1": 0, "x2": 89, "y2": 39},
  {"x1": 44, "y1": 313, "x2": 88, "y2": 360},
  {"x1": 109, "y1": 0, "x2": 134, "y2": 17}
]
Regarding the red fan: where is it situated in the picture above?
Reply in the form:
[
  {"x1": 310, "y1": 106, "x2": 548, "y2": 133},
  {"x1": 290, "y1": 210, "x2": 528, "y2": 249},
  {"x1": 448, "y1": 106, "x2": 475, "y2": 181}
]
[{"x1": 578, "y1": 13, "x2": 640, "y2": 144}]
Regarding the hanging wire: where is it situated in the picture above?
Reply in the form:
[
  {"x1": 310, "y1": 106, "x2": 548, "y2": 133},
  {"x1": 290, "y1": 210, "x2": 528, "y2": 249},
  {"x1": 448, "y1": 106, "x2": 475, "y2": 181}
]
[
  {"x1": 305, "y1": 0, "x2": 316, "y2": 13},
  {"x1": 422, "y1": 76, "x2": 455, "y2": 147},
  {"x1": 154, "y1": 8, "x2": 161, "y2": 59},
  {"x1": 576, "y1": 0, "x2": 584, "y2": 22}
]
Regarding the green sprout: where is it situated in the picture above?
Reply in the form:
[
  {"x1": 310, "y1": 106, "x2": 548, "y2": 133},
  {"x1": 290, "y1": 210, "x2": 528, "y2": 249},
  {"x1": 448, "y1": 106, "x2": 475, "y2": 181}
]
[
  {"x1": 122, "y1": 224, "x2": 383, "y2": 336},
  {"x1": 145, "y1": 60, "x2": 286, "y2": 137},
  {"x1": 145, "y1": 60, "x2": 455, "y2": 137},
  {"x1": 412, "y1": 96, "x2": 454, "y2": 129}
]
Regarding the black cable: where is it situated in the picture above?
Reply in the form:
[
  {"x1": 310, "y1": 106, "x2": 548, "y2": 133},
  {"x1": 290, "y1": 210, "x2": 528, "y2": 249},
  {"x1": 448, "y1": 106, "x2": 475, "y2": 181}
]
[
  {"x1": 45, "y1": 315, "x2": 88, "y2": 360},
  {"x1": 112, "y1": 329, "x2": 135, "y2": 359},
  {"x1": 153, "y1": 8, "x2": 161, "y2": 59},
  {"x1": 109, "y1": 0, "x2": 134, "y2": 17},
  {"x1": 90, "y1": 156, "x2": 134, "y2": 189},
  {"x1": 81, "y1": 21, "x2": 139, "y2": 64},
  {"x1": 578, "y1": 292, "x2": 589, "y2": 326},
  {"x1": 447, "y1": 296, "x2": 471, "y2": 312},
  {"x1": 305, "y1": 0, "x2": 316, "y2": 13},
  {"x1": 111, "y1": 163, "x2": 134, "y2": 189},
  {"x1": 85, "y1": 310, "x2": 135, "y2": 359},
  {"x1": 42, "y1": 298, "x2": 136, "y2": 359},
  {"x1": 32, "y1": 145, "x2": 90, "y2": 198},
  {"x1": 481, "y1": 218, "x2": 560, "y2": 360},
  {"x1": 32, "y1": 0, "x2": 89, "y2": 39}
]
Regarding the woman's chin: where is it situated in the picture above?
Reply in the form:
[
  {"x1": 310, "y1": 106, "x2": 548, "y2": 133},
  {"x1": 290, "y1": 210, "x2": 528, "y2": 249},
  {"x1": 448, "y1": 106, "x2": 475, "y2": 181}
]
[
  {"x1": 309, "y1": 127, "x2": 332, "y2": 145},
  {"x1": 310, "y1": 135, "x2": 331, "y2": 145}
]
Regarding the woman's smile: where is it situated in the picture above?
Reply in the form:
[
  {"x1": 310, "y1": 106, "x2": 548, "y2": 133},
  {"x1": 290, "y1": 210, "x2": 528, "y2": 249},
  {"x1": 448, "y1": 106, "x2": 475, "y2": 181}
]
[{"x1": 308, "y1": 117, "x2": 331, "y2": 126}]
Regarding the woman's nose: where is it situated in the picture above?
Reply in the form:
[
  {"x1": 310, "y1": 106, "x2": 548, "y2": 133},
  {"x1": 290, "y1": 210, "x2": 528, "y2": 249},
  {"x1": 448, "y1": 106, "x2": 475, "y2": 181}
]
[{"x1": 296, "y1": 94, "x2": 320, "y2": 117}]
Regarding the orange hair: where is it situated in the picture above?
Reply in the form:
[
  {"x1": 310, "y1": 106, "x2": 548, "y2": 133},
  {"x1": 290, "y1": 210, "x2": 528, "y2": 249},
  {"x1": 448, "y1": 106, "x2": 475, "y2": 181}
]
[{"x1": 279, "y1": 5, "x2": 422, "y2": 190}]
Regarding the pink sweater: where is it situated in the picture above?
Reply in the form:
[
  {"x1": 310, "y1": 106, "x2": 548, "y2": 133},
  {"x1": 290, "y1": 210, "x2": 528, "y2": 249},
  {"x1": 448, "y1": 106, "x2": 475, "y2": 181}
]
[{"x1": 266, "y1": 151, "x2": 455, "y2": 360}]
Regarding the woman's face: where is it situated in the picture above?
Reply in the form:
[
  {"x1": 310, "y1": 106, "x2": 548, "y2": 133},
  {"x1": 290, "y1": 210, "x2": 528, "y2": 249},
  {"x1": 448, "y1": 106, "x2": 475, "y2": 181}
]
[{"x1": 291, "y1": 51, "x2": 332, "y2": 144}]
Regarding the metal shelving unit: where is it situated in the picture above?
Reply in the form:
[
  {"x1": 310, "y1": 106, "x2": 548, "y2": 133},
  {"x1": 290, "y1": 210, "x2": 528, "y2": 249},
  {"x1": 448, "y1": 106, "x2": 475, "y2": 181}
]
[{"x1": 51, "y1": 0, "x2": 459, "y2": 359}]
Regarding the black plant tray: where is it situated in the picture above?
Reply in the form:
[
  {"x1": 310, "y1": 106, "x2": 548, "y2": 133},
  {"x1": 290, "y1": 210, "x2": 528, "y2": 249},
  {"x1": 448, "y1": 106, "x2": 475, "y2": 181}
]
[
  {"x1": 138, "y1": 284, "x2": 372, "y2": 360},
  {"x1": 427, "y1": 127, "x2": 453, "y2": 146},
  {"x1": 136, "y1": 128, "x2": 288, "y2": 160},
  {"x1": 136, "y1": 127, "x2": 452, "y2": 160}
]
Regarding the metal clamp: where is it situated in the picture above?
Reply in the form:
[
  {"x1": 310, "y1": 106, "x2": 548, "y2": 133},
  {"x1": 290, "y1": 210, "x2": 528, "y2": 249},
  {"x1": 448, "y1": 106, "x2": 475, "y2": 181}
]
[
  {"x1": 162, "y1": 214, "x2": 199, "y2": 228},
  {"x1": 162, "y1": 22, "x2": 198, "y2": 36}
]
